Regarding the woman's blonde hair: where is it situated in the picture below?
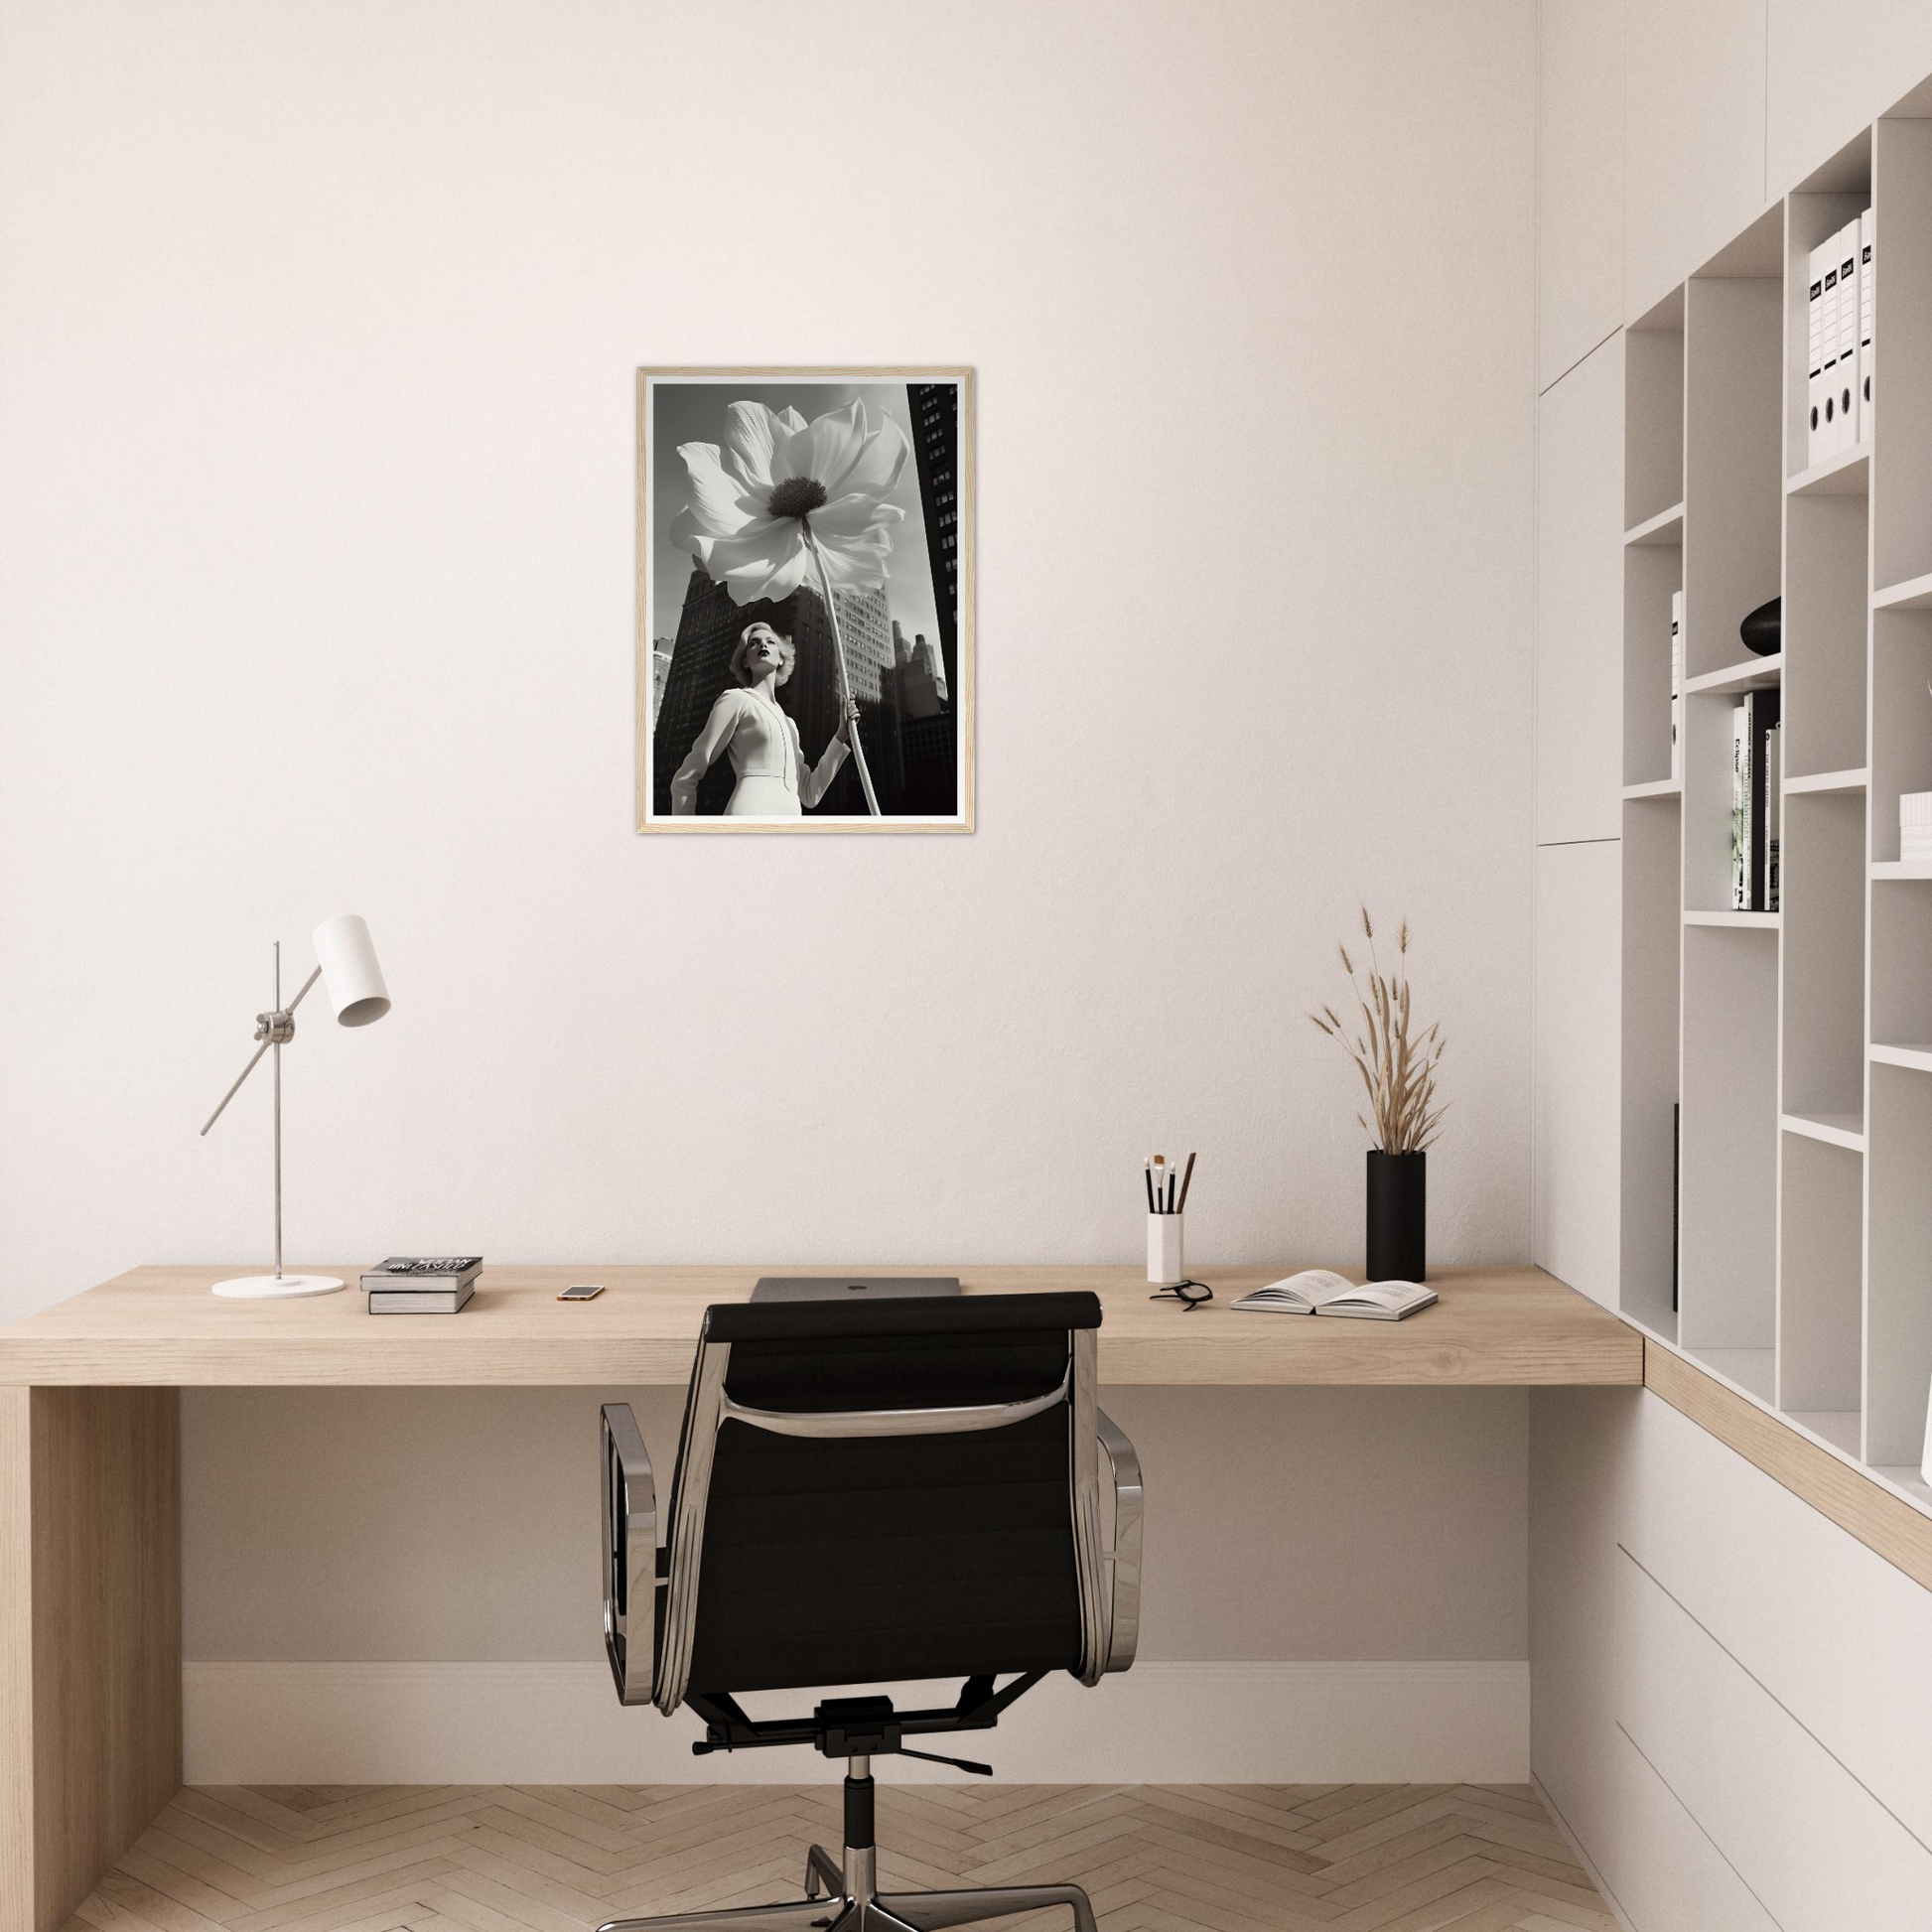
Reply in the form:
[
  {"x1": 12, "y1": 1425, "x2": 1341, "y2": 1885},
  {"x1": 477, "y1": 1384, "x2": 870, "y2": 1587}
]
[{"x1": 730, "y1": 623, "x2": 795, "y2": 688}]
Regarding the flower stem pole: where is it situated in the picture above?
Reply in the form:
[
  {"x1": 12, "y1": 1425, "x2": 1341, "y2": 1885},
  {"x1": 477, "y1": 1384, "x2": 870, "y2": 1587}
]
[{"x1": 803, "y1": 522, "x2": 882, "y2": 817}]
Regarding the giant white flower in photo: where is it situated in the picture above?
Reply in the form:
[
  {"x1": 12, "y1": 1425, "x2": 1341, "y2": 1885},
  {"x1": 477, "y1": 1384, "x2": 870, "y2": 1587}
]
[{"x1": 669, "y1": 398, "x2": 909, "y2": 605}]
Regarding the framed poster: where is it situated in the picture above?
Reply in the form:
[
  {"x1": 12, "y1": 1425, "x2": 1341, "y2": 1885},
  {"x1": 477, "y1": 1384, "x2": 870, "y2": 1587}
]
[{"x1": 636, "y1": 367, "x2": 973, "y2": 832}]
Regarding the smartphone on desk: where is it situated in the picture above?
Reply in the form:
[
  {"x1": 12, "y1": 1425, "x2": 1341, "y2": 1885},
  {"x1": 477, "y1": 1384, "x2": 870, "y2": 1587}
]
[{"x1": 558, "y1": 1283, "x2": 605, "y2": 1301}]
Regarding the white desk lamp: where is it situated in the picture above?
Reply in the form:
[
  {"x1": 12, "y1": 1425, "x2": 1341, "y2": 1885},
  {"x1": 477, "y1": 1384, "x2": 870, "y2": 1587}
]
[{"x1": 200, "y1": 914, "x2": 391, "y2": 1299}]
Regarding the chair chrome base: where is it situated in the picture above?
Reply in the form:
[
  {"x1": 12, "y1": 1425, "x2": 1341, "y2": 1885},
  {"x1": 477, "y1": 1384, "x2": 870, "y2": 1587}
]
[{"x1": 596, "y1": 1842, "x2": 1098, "y2": 1932}]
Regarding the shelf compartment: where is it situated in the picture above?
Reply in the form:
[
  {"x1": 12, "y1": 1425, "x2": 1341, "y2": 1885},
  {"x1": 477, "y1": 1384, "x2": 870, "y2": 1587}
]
[
  {"x1": 1684, "y1": 653, "x2": 1782, "y2": 696},
  {"x1": 1693, "y1": 1346, "x2": 1777, "y2": 1406},
  {"x1": 1866, "y1": 1062, "x2": 1932, "y2": 1468},
  {"x1": 1786, "y1": 766, "x2": 1866, "y2": 793},
  {"x1": 1624, "y1": 501, "x2": 1685, "y2": 547},
  {"x1": 1683, "y1": 673, "x2": 1780, "y2": 918},
  {"x1": 1873, "y1": 571, "x2": 1932, "y2": 612},
  {"x1": 1786, "y1": 185, "x2": 1869, "y2": 482},
  {"x1": 1785, "y1": 448, "x2": 1869, "y2": 496},
  {"x1": 1781, "y1": 1110, "x2": 1866, "y2": 1151},
  {"x1": 1871, "y1": 609, "x2": 1932, "y2": 862},
  {"x1": 1621, "y1": 793, "x2": 1683, "y2": 1341},
  {"x1": 1684, "y1": 272, "x2": 1782, "y2": 682},
  {"x1": 1625, "y1": 299, "x2": 1685, "y2": 532},
  {"x1": 1679, "y1": 925, "x2": 1779, "y2": 1359},
  {"x1": 1623, "y1": 777, "x2": 1682, "y2": 800},
  {"x1": 1784, "y1": 492, "x2": 1869, "y2": 776},
  {"x1": 1785, "y1": 1410, "x2": 1863, "y2": 1456},
  {"x1": 1782, "y1": 790, "x2": 1866, "y2": 1122},
  {"x1": 1870, "y1": 1465, "x2": 1932, "y2": 1507},
  {"x1": 1623, "y1": 541, "x2": 1683, "y2": 788},
  {"x1": 1873, "y1": 860, "x2": 1932, "y2": 879},
  {"x1": 1872, "y1": 116, "x2": 1932, "y2": 594},
  {"x1": 1777, "y1": 1134, "x2": 1863, "y2": 1421},
  {"x1": 1870, "y1": 859, "x2": 1932, "y2": 1047}
]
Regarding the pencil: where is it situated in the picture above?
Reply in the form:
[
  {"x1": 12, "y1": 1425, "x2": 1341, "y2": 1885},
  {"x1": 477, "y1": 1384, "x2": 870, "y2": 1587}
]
[
  {"x1": 1176, "y1": 1151, "x2": 1197, "y2": 1213},
  {"x1": 1144, "y1": 1163, "x2": 1157, "y2": 1213}
]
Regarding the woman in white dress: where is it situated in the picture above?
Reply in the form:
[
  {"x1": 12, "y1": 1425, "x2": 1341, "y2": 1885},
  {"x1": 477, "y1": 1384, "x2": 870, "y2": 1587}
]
[{"x1": 669, "y1": 622, "x2": 859, "y2": 818}]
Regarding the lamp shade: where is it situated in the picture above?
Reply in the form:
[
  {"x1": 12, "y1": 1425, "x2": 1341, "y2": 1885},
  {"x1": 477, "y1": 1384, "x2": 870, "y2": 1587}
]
[{"x1": 312, "y1": 914, "x2": 390, "y2": 1028}]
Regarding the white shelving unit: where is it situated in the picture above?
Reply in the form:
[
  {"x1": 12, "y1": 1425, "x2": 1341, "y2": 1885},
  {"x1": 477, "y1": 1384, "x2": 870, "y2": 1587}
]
[{"x1": 1619, "y1": 106, "x2": 1932, "y2": 1515}]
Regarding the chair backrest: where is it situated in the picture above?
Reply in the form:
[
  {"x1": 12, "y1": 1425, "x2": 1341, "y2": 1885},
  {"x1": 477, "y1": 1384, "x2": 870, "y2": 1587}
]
[{"x1": 652, "y1": 1291, "x2": 1107, "y2": 1713}]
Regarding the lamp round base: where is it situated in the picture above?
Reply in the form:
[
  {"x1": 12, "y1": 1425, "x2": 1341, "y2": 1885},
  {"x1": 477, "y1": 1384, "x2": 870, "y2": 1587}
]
[{"x1": 210, "y1": 1274, "x2": 345, "y2": 1300}]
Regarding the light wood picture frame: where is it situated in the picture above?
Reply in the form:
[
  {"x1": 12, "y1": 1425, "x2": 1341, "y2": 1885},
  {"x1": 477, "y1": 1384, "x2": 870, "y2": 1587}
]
[{"x1": 635, "y1": 367, "x2": 974, "y2": 833}]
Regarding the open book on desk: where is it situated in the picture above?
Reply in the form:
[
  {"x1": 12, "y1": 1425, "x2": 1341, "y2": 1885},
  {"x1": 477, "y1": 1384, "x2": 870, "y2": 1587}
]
[{"x1": 1230, "y1": 1270, "x2": 1437, "y2": 1320}]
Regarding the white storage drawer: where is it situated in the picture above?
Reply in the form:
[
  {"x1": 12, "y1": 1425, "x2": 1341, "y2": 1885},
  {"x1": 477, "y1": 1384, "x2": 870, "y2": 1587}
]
[
  {"x1": 1595, "y1": 1723, "x2": 1778, "y2": 1932},
  {"x1": 1620, "y1": 1389, "x2": 1932, "y2": 1848},
  {"x1": 1616, "y1": 1547, "x2": 1932, "y2": 1929}
]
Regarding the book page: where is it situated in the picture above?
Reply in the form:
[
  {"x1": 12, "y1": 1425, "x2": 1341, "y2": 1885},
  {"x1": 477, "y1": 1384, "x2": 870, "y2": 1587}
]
[{"x1": 1328, "y1": 1282, "x2": 1427, "y2": 1310}]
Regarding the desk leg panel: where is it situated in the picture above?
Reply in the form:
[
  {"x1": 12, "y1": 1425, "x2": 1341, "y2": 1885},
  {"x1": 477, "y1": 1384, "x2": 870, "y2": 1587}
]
[{"x1": 0, "y1": 1387, "x2": 182, "y2": 1932}]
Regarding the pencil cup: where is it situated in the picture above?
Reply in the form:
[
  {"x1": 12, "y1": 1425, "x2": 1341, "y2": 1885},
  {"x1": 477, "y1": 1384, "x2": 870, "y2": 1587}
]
[{"x1": 1148, "y1": 1212, "x2": 1184, "y2": 1286}]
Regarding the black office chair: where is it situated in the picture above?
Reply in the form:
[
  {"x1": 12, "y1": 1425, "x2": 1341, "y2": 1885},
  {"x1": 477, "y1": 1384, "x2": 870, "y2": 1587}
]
[{"x1": 597, "y1": 1291, "x2": 1143, "y2": 1932}]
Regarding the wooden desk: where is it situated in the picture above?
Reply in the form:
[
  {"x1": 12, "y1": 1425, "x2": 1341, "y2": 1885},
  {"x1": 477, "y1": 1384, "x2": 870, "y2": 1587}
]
[
  {"x1": 0, "y1": 1263, "x2": 1635, "y2": 1932},
  {"x1": 0, "y1": 1261, "x2": 1637, "y2": 1388}
]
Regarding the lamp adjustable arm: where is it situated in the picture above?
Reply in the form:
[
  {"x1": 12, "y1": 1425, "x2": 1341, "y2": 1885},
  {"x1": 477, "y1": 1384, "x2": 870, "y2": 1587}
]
[{"x1": 199, "y1": 965, "x2": 323, "y2": 1137}]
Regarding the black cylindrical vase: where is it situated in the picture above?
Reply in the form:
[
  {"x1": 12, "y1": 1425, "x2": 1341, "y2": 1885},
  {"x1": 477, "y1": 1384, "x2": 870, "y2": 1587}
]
[{"x1": 1366, "y1": 1150, "x2": 1426, "y2": 1282}]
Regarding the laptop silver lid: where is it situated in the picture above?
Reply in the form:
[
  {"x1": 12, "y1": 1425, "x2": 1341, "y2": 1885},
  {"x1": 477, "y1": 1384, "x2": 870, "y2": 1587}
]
[{"x1": 750, "y1": 1276, "x2": 962, "y2": 1303}]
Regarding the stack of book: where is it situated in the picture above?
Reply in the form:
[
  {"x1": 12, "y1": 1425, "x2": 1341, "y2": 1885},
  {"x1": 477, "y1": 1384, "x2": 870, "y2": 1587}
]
[
  {"x1": 1670, "y1": 590, "x2": 1683, "y2": 781},
  {"x1": 361, "y1": 1256, "x2": 483, "y2": 1313},
  {"x1": 1730, "y1": 692, "x2": 1781, "y2": 911},
  {"x1": 1902, "y1": 792, "x2": 1932, "y2": 863},
  {"x1": 1807, "y1": 209, "x2": 1873, "y2": 465}
]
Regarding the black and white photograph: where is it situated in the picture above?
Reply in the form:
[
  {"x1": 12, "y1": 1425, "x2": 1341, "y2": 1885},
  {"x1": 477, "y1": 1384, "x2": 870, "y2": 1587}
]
[{"x1": 636, "y1": 368, "x2": 973, "y2": 831}]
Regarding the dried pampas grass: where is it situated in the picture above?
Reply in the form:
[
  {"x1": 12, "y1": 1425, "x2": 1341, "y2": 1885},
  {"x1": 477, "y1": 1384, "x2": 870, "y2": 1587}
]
[{"x1": 1310, "y1": 907, "x2": 1449, "y2": 1154}]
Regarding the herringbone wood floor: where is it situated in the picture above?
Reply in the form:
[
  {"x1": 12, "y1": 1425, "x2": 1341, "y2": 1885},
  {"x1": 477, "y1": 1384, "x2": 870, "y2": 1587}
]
[{"x1": 65, "y1": 1784, "x2": 1617, "y2": 1932}]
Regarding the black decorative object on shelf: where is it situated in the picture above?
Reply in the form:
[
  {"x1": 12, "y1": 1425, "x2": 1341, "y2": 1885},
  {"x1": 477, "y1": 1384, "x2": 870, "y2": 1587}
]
[
  {"x1": 1740, "y1": 595, "x2": 1781, "y2": 656},
  {"x1": 1366, "y1": 1150, "x2": 1427, "y2": 1283}
]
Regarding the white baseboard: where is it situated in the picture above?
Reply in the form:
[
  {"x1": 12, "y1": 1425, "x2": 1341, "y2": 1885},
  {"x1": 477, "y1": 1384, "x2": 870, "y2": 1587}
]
[{"x1": 183, "y1": 1660, "x2": 1528, "y2": 1786}]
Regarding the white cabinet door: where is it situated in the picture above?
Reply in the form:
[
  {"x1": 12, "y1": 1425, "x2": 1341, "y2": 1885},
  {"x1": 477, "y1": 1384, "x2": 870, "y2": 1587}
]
[
  {"x1": 1538, "y1": 0, "x2": 1624, "y2": 390},
  {"x1": 1768, "y1": 0, "x2": 1932, "y2": 194},
  {"x1": 1537, "y1": 336, "x2": 1624, "y2": 844},
  {"x1": 1534, "y1": 840, "x2": 1621, "y2": 1308},
  {"x1": 1625, "y1": 0, "x2": 1769, "y2": 318}
]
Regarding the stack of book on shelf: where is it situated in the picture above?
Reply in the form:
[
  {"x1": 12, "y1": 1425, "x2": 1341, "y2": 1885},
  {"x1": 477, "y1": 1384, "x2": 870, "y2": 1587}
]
[
  {"x1": 1807, "y1": 208, "x2": 1874, "y2": 464},
  {"x1": 1670, "y1": 591, "x2": 1683, "y2": 781},
  {"x1": 1902, "y1": 793, "x2": 1932, "y2": 863},
  {"x1": 1730, "y1": 691, "x2": 1781, "y2": 911},
  {"x1": 361, "y1": 1256, "x2": 483, "y2": 1313}
]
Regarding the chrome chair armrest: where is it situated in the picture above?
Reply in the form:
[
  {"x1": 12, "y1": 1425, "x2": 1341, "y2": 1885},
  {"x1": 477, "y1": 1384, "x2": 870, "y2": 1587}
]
[
  {"x1": 601, "y1": 1403, "x2": 658, "y2": 1707},
  {"x1": 1095, "y1": 1407, "x2": 1143, "y2": 1673}
]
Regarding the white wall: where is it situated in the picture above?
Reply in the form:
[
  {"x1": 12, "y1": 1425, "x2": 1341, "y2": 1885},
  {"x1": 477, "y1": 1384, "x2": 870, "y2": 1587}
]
[
  {"x1": 182, "y1": 1384, "x2": 1530, "y2": 1663},
  {"x1": 0, "y1": 0, "x2": 1537, "y2": 1311},
  {"x1": 178, "y1": 1382, "x2": 1536, "y2": 1783},
  {"x1": 0, "y1": 0, "x2": 1540, "y2": 1771}
]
